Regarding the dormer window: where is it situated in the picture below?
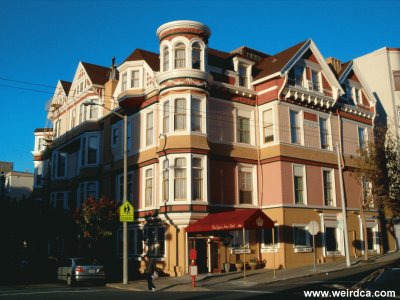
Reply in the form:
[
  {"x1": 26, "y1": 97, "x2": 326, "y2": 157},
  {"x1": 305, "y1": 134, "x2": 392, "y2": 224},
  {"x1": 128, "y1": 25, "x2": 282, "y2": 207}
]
[
  {"x1": 354, "y1": 88, "x2": 361, "y2": 104},
  {"x1": 163, "y1": 47, "x2": 170, "y2": 72},
  {"x1": 289, "y1": 65, "x2": 305, "y2": 87},
  {"x1": 311, "y1": 70, "x2": 320, "y2": 91},
  {"x1": 192, "y1": 42, "x2": 201, "y2": 69},
  {"x1": 238, "y1": 63, "x2": 248, "y2": 87},
  {"x1": 131, "y1": 70, "x2": 139, "y2": 88},
  {"x1": 174, "y1": 43, "x2": 186, "y2": 69},
  {"x1": 121, "y1": 72, "x2": 127, "y2": 91}
]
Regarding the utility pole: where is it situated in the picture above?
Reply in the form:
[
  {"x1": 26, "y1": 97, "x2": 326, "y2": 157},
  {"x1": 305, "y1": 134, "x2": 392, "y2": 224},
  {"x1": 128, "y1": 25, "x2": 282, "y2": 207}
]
[{"x1": 336, "y1": 142, "x2": 351, "y2": 267}]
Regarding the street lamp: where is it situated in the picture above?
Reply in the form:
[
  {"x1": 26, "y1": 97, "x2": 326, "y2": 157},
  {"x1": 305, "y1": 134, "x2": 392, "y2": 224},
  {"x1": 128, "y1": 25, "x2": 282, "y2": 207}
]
[{"x1": 83, "y1": 100, "x2": 129, "y2": 284}]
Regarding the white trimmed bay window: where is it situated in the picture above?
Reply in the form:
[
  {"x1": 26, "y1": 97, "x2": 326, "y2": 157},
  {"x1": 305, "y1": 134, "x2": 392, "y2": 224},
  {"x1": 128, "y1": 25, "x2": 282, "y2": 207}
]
[{"x1": 161, "y1": 154, "x2": 207, "y2": 204}]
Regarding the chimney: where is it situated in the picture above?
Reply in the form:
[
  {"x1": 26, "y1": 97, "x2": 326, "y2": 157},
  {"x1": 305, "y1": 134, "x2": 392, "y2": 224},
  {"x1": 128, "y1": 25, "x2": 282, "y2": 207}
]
[{"x1": 326, "y1": 57, "x2": 342, "y2": 77}]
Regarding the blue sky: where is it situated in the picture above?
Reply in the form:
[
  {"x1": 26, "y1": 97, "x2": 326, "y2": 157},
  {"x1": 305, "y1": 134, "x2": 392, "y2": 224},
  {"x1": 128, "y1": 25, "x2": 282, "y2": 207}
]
[{"x1": 0, "y1": 0, "x2": 399, "y2": 172}]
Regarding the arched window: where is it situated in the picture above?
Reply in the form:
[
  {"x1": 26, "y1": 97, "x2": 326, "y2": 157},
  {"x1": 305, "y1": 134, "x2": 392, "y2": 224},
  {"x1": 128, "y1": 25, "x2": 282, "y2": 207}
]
[
  {"x1": 163, "y1": 47, "x2": 169, "y2": 72},
  {"x1": 192, "y1": 42, "x2": 201, "y2": 69},
  {"x1": 174, "y1": 43, "x2": 186, "y2": 69}
]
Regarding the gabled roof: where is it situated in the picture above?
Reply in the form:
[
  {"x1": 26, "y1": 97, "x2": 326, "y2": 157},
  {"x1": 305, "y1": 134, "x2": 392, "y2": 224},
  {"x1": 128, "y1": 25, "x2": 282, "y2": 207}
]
[
  {"x1": 338, "y1": 60, "x2": 376, "y2": 106},
  {"x1": 208, "y1": 48, "x2": 235, "y2": 70},
  {"x1": 123, "y1": 49, "x2": 160, "y2": 71},
  {"x1": 81, "y1": 62, "x2": 110, "y2": 86},
  {"x1": 59, "y1": 80, "x2": 72, "y2": 95},
  {"x1": 253, "y1": 40, "x2": 308, "y2": 81}
]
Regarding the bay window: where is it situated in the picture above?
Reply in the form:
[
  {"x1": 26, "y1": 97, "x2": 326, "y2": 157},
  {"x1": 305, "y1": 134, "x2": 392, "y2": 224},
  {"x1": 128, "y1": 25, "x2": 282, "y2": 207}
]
[
  {"x1": 174, "y1": 43, "x2": 186, "y2": 69},
  {"x1": 174, "y1": 158, "x2": 187, "y2": 200},
  {"x1": 174, "y1": 98, "x2": 186, "y2": 130}
]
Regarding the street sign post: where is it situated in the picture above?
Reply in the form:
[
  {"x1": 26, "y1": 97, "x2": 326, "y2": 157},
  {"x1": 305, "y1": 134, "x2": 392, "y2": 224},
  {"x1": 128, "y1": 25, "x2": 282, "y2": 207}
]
[
  {"x1": 119, "y1": 202, "x2": 134, "y2": 222},
  {"x1": 306, "y1": 221, "x2": 319, "y2": 271}
]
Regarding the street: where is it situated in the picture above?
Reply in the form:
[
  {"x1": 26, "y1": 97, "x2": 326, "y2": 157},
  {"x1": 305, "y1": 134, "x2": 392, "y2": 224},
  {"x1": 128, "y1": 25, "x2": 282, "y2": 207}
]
[{"x1": 0, "y1": 260, "x2": 397, "y2": 299}]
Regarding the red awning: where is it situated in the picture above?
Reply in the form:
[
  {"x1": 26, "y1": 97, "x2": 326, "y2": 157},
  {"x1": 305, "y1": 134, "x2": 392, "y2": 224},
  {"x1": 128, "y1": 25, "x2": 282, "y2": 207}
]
[{"x1": 185, "y1": 209, "x2": 274, "y2": 233}]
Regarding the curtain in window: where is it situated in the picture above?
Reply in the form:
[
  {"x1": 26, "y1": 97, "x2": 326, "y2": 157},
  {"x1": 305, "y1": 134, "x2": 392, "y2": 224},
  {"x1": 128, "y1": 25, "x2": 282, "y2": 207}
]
[
  {"x1": 146, "y1": 112, "x2": 153, "y2": 146},
  {"x1": 163, "y1": 101, "x2": 169, "y2": 133},
  {"x1": 237, "y1": 117, "x2": 250, "y2": 143},
  {"x1": 192, "y1": 158, "x2": 202, "y2": 200},
  {"x1": 174, "y1": 158, "x2": 186, "y2": 200},
  {"x1": 174, "y1": 43, "x2": 186, "y2": 69},
  {"x1": 239, "y1": 168, "x2": 252, "y2": 204},
  {"x1": 174, "y1": 99, "x2": 186, "y2": 130},
  {"x1": 163, "y1": 48, "x2": 169, "y2": 71},
  {"x1": 145, "y1": 169, "x2": 153, "y2": 207},
  {"x1": 191, "y1": 99, "x2": 201, "y2": 131},
  {"x1": 162, "y1": 160, "x2": 169, "y2": 202}
]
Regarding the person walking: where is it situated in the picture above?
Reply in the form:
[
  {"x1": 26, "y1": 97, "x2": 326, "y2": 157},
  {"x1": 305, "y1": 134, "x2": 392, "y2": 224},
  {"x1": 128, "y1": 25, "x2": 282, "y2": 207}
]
[{"x1": 144, "y1": 255, "x2": 156, "y2": 291}]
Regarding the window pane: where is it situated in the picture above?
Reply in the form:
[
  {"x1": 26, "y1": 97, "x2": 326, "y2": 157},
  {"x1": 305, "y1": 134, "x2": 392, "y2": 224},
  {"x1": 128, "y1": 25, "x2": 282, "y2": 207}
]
[
  {"x1": 174, "y1": 43, "x2": 186, "y2": 69},
  {"x1": 163, "y1": 101, "x2": 169, "y2": 133},
  {"x1": 57, "y1": 152, "x2": 66, "y2": 177},
  {"x1": 121, "y1": 73, "x2": 127, "y2": 91},
  {"x1": 163, "y1": 48, "x2": 169, "y2": 71},
  {"x1": 294, "y1": 175, "x2": 304, "y2": 204},
  {"x1": 263, "y1": 109, "x2": 274, "y2": 143},
  {"x1": 238, "y1": 64, "x2": 247, "y2": 87},
  {"x1": 237, "y1": 117, "x2": 250, "y2": 143},
  {"x1": 358, "y1": 127, "x2": 365, "y2": 148},
  {"x1": 192, "y1": 42, "x2": 201, "y2": 69},
  {"x1": 145, "y1": 168, "x2": 153, "y2": 207},
  {"x1": 88, "y1": 136, "x2": 98, "y2": 164},
  {"x1": 393, "y1": 71, "x2": 400, "y2": 91},
  {"x1": 163, "y1": 160, "x2": 169, "y2": 202},
  {"x1": 146, "y1": 112, "x2": 153, "y2": 146},
  {"x1": 323, "y1": 170, "x2": 333, "y2": 206},
  {"x1": 326, "y1": 227, "x2": 339, "y2": 252},
  {"x1": 174, "y1": 158, "x2": 186, "y2": 200},
  {"x1": 174, "y1": 99, "x2": 186, "y2": 130},
  {"x1": 191, "y1": 99, "x2": 201, "y2": 131},
  {"x1": 290, "y1": 110, "x2": 300, "y2": 144},
  {"x1": 294, "y1": 226, "x2": 309, "y2": 247},
  {"x1": 319, "y1": 117, "x2": 329, "y2": 149},
  {"x1": 239, "y1": 169, "x2": 252, "y2": 204},
  {"x1": 131, "y1": 70, "x2": 139, "y2": 88},
  {"x1": 311, "y1": 70, "x2": 319, "y2": 91},
  {"x1": 192, "y1": 158, "x2": 202, "y2": 200}
]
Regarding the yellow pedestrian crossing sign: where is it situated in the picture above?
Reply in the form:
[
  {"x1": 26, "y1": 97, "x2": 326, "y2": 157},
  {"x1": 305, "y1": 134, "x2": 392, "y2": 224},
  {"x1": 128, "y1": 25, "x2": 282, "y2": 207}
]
[{"x1": 119, "y1": 202, "x2": 134, "y2": 222}]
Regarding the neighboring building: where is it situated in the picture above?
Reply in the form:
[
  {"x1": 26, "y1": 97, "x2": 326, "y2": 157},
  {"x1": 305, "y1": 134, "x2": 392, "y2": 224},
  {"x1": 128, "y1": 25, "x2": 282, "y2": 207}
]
[
  {"x1": 353, "y1": 47, "x2": 400, "y2": 137},
  {"x1": 2, "y1": 170, "x2": 33, "y2": 201},
  {"x1": 0, "y1": 161, "x2": 14, "y2": 198},
  {"x1": 353, "y1": 48, "x2": 400, "y2": 250},
  {"x1": 33, "y1": 20, "x2": 394, "y2": 274}
]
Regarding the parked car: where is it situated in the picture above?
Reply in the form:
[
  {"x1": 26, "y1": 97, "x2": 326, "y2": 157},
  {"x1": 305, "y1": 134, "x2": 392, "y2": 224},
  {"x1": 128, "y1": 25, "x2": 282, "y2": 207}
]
[{"x1": 57, "y1": 258, "x2": 105, "y2": 286}]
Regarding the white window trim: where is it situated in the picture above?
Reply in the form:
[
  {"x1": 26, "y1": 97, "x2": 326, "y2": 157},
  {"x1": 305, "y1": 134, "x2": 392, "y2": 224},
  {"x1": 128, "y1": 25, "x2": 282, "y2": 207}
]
[
  {"x1": 292, "y1": 164, "x2": 307, "y2": 205},
  {"x1": 50, "y1": 191, "x2": 68, "y2": 210},
  {"x1": 77, "y1": 181, "x2": 99, "y2": 208},
  {"x1": 320, "y1": 213, "x2": 344, "y2": 257},
  {"x1": 261, "y1": 225, "x2": 280, "y2": 252},
  {"x1": 292, "y1": 224, "x2": 311, "y2": 250},
  {"x1": 322, "y1": 168, "x2": 336, "y2": 207},
  {"x1": 289, "y1": 108, "x2": 304, "y2": 146},
  {"x1": 160, "y1": 153, "x2": 208, "y2": 205},
  {"x1": 80, "y1": 133, "x2": 100, "y2": 167},
  {"x1": 318, "y1": 114, "x2": 332, "y2": 150},
  {"x1": 142, "y1": 164, "x2": 155, "y2": 209},
  {"x1": 189, "y1": 39, "x2": 206, "y2": 71},
  {"x1": 358, "y1": 216, "x2": 381, "y2": 254},
  {"x1": 236, "y1": 163, "x2": 257, "y2": 207},
  {"x1": 116, "y1": 171, "x2": 134, "y2": 203}
]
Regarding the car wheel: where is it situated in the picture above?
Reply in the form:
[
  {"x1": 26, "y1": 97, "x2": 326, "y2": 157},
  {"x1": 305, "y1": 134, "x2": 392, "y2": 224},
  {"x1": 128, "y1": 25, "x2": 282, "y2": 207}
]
[{"x1": 66, "y1": 275, "x2": 75, "y2": 287}]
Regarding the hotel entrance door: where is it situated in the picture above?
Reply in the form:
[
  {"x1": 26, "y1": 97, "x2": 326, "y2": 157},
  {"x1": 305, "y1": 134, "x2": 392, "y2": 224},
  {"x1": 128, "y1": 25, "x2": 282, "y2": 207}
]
[{"x1": 189, "y1": 237, "x2": 221, "y2": 273}]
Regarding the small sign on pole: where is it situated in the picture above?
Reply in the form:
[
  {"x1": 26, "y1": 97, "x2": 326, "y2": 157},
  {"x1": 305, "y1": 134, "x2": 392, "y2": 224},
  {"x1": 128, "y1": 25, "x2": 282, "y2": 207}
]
[
  {"x1": 119, "y1": 202, "x2": 134, "y2": 222},
  {"x1": 306, "y1": 221, "x2": 319, "y2": 272}
]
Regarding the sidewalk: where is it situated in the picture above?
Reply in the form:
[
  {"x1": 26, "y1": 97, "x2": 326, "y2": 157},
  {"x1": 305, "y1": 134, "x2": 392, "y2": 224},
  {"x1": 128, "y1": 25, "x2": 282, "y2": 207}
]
[{"x1": 107, "y1": 251, "x2": 400, "y2": 292}]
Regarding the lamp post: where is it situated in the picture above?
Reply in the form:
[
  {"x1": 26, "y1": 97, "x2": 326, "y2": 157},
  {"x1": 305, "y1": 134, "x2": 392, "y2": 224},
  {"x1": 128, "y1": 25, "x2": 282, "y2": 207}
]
[{"x1": 83, "y1": 101, "x2": 129, "y2": 284}]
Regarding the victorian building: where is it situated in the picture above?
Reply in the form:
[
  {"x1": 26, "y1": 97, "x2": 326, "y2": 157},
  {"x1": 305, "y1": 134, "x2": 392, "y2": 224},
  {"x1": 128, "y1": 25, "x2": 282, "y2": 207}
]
[{"x1": 33, "y1": 20, "x2": 396, "y2": 275}]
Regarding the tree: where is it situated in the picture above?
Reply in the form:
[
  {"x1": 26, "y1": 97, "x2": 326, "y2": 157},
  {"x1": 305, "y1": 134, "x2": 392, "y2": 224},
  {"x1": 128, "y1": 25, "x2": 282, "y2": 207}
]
[
  {"x1": 74, "y1": 197, "x2": 119, "y2": 258},
  {"x1": 353, "y1": 126, "x2": 400, "y2": 259}
]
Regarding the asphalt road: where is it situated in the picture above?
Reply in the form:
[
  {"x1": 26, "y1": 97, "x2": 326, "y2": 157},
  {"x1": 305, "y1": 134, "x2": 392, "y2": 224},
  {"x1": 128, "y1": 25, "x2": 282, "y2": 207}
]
[{"x1": 0, "y1": 260, "x2": 398, "y2": 300}]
